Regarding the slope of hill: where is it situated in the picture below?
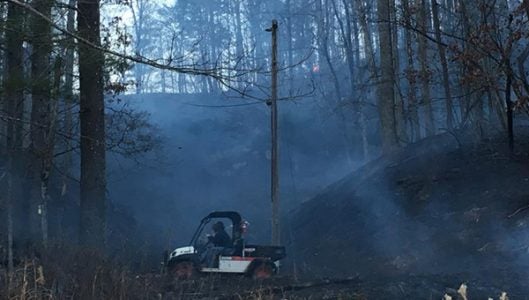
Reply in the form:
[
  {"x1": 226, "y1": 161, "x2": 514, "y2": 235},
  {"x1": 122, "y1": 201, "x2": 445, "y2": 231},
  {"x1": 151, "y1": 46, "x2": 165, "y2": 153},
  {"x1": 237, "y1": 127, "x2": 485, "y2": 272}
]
[{"x1": 287, "y1": 131, "x2": 529, "y2": 289}]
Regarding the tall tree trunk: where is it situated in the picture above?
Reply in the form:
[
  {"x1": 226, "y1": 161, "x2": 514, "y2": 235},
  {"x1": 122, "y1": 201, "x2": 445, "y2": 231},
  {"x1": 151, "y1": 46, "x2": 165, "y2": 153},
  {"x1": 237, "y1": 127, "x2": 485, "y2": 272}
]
[
  {"x1": 161, "y1": 70, "x2": 166, "y2": 93},
  {"x1": 0, "y1": 3, "x2": 6, "y2": 146},
  {"x1": 29, "y1": 0, "x2": 54, "y2": 248},
  {"x1": 78, "y1": 0, "x2": 106, "y2": 249},
  {"x1": 457, "y1": 0, "x2": 471, "y2": 123},
  {"x1": 358, "y1": 1, "x2": 377, "y2": 77},
  {"x1": 6, "y1": 172, "x2": 14, "y2": 273},
  {"x1": 286, "y1": 0, "x2": 294, "y2": 92},
  {"x1": 402, "y1": 0, "x2": 420, "y2": 141},
  {"x1": 39, "y1": 57, "x2": 61, "y2": 245},
  {"x1": 247, "y1": 0, "x2": 265, "y2": 70},
  {"x1": 58, "y1": 0, "x2": 76, "y2": 241},
  {"x1": 418, "y1": 0, "x2": 435, "y2": 136},
  {"x1": 131, "y1": 0, "x2": 145, "y2": 94},
  {"x1": 505, "y1": 64, "x2": 513, "y2": 151},
  {"x1": 357, "y1": 0, "x2": 379, "y2": 157},
  {"x1": 316, "y1": 0, "x2": 342, "y2": 101},
  {"x1": 349, "y1": 1, "x2": 368, "y2": 159},
  {"x1": 458, "y1": 0, "x2": 484, "y2": 138},
  {"x1": 350, "y1": 1, "x2": 360, "y2": 68},
  {"x1": 170, "y1": 72, "x2": 176, "y2": 93},
  {"x1": 377, "y1": 0, "x2": 399, "y2": 152},
  {"x1": 431, "y1": 0, "x2": 454, "y2": 130},
  {"x1": 234, "y1": 0, "x2": 244, "y2": 60},
  {"x1": 317, "y1": 0, "x2": 353, "y2": 164},
  {"x1": 178, "y1": 73, "x2": 186, "y2": 93},
  {"x1": 390, "y1": 0, "x2": 406, "y2": 144},
  {"x1": 335, "y1": 0, "x2": 369, "y2": 160},
  {"x1": 4, "y1": 0, "x2": 26, "y2": 264}
]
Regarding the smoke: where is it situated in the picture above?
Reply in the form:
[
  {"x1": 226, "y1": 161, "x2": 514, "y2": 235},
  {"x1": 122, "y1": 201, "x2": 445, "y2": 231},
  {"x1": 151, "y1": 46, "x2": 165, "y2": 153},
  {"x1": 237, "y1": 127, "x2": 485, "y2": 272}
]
[
  {"x1": 104, "y1": 92, "x2": 359, "y2": 267},
  {"x1": 286, "y1": 130, "x2": 529, "y2": 288}
]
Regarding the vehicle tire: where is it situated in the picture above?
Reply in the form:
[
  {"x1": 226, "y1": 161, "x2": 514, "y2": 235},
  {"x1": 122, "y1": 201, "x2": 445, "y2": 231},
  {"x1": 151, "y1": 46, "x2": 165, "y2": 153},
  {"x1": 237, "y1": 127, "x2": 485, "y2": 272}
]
[
  {"x1": 251, "y1": 262, "x2": 274, "y2": 280},
  {"x1": 169, "y1": 261, "x2": 196, "y2": 280}
]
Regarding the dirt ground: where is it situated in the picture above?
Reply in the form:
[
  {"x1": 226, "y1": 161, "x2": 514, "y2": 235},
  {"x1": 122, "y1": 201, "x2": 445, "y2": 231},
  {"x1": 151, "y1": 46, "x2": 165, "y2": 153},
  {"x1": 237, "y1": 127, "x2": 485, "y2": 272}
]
[
  {"x1": 156, "y1": 271, "x2": 529, "y2": 299},
  {"x1": 281, "y1": 132, "x2": 529, "y2": 298}
]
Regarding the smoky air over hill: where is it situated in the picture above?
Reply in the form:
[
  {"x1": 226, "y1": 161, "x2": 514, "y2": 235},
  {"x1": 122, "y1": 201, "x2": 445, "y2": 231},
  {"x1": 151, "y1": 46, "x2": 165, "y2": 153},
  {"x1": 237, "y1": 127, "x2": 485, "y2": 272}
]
[
  {"x1": 107, "y1": 93, "x2": 355, "y2": 256},
  {"x1": 2, "y1": 0, "x2": 529, "y2": 299}
]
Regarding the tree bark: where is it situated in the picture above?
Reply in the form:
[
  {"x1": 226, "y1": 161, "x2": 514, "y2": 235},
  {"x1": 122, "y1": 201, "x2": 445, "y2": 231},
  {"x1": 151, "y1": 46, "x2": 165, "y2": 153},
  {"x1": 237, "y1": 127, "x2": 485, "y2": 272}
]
[
  {"x1": 505, "y1": 66, "x2": 513, "y2": 152},
  {"x1": 4, "y1": 0, "x2": 26, "y2": 262},
  {"x1": 161, "y1": 70, "x2": 166, "y2": 93},
  {"x1": 431, "y1": 0, "x2": 454, "y2": 130},
  {"x1": 418, "y1": 0, "x2": 434, "y2": 136},
  {"x1": 358, "y1": 1, "x2": 377, "y2": 77},
  {"x1": 234, "y1": 0, "x2": 244, "y2": 60},
  {"x1": 286, "y1": 0, "x2": 294, "y2": 92},
  {"x1": 57, "y1": 0, "x2": 76, "y2": 241},
  {"x1": 29, "y1": 0, "x2": 54, "y2": 247},
  {"x1": 131, "y1": 0, "x2": 146, "y2": 94},
  {"x1": 390, "y1": 0, "x2": 406, "y2": 144},
  {"x1": 316, "y1": 0, "x2": 342, "y2": 101},
  {"x1": 377, "y1": 0, "x2": 399, "y2": 152},
  {"x1": 335, "y1": 0, "x2": 369, "y2": 160},
  {"x1": 316, "y1": 0, "x2": 354, "y2": 164},
  {"x1": 457, "y1": 0, "x2": 473, "y2": 123},
  {"x1": 356, "y1": 1, "x2": 379, "y2": 157},
  {"x1": 348, "y1": 1, "x2": 368, "y2": 159},
  {"x1": 0, "y1": 3, "x2": 5, "y2": 147},
  {"x1": 402, "y1": 0, "x2": 420, "y2": 141},
  {"x1": 78, "y1": 0, "x2": 106, "y2": 249}
]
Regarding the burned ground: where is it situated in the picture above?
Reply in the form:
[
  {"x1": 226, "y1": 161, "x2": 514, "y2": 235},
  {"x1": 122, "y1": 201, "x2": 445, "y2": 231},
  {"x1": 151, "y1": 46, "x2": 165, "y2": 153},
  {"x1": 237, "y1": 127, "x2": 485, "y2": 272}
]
[{"x1": 286, "y1": 131, "x2": 529, "y2": 295}]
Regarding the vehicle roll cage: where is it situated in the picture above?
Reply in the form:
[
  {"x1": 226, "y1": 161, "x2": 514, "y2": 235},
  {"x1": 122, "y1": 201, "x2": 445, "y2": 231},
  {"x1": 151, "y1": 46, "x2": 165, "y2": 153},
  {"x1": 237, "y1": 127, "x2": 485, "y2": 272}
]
[{"x1": 190, "y1": 211, "x2": 243, "y2": 246}]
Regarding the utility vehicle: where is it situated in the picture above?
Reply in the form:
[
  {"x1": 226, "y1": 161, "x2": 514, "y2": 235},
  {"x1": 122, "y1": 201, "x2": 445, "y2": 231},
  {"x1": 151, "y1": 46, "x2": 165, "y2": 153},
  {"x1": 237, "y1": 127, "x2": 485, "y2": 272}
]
[{"x1": 164, "y1": 211, "x2": 286, "y2": 279}]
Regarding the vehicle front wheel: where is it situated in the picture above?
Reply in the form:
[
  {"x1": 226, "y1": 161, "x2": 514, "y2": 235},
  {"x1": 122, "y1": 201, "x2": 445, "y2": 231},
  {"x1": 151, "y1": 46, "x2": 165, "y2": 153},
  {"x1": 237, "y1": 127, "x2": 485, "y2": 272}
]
[{"x1": 169, "y1": 261, "x2": 196, "y2": 280}]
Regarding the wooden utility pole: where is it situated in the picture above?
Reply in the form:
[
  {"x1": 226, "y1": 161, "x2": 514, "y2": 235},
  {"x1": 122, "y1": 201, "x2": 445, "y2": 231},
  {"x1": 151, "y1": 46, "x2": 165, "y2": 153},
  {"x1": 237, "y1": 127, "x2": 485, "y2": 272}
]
[{"x1": 267, "y1": 20, "x2": 280, "y2": 246}]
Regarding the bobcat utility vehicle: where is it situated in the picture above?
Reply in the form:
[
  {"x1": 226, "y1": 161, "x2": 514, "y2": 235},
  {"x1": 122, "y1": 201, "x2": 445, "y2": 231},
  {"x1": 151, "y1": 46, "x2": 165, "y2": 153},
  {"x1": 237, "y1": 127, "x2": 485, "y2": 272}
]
[{"x1": 164, "y1": 211, "x2": 286, "y2": 279}]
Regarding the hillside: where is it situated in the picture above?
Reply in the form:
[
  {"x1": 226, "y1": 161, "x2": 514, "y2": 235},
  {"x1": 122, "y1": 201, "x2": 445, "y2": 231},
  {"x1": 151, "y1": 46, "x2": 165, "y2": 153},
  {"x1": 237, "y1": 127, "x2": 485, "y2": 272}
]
[{"x1": 287, "y1": 131, "x2": 529, "y2": 292}]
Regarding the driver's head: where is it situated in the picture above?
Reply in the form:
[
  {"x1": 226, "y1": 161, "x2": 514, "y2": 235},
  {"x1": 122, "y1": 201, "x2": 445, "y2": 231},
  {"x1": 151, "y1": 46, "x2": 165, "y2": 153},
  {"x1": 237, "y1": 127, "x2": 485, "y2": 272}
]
[{"x1": 212, "y1": 221, "x2": 224, "y2": 233}]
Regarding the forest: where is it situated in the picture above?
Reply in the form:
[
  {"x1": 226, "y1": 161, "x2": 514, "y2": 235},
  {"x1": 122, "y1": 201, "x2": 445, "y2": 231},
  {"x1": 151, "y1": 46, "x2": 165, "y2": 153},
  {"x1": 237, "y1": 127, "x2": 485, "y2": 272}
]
[{"x1": 1, "y1": 0, "x2": 529, "y2": 299}]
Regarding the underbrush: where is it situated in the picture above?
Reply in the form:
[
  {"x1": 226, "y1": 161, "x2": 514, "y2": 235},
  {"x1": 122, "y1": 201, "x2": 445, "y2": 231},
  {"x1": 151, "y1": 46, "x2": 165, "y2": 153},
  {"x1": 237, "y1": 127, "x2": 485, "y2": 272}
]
[
  {"x1": 0, "y1": 247, "x2": 515, "y2": 300},
  {"x1": 0, "y1": 246, "x2": 163, "y2": 299}
]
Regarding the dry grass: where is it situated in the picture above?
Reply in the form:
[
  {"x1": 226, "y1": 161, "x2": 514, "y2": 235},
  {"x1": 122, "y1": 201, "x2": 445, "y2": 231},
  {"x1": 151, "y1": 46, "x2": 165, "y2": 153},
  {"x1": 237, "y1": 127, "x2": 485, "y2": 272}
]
[
  {"x1": 0, "y1": 246, "x2": 163, "y2": 300},
  {"x1": 0, "y1": 249, "x2": 516, "y2": 300}
]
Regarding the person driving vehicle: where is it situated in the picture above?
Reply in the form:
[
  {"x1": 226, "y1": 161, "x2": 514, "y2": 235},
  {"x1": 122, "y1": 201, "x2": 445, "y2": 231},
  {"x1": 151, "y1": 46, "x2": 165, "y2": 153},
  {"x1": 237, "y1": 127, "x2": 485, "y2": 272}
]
[
  {"x1": 209, "y1": 221, "x2": 231, "y2": 247},
  {"x1": 202, "y1": 221, "x2": 232, "y2": 267}
]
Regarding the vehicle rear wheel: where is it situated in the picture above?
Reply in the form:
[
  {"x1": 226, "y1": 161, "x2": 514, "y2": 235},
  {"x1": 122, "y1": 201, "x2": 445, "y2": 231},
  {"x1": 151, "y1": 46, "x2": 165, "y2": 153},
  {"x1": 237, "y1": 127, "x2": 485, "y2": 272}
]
[
  {"x1": 251, "y1": 262, "x2": 274, "y2": 280},
  {"x1": 170, "y1": 261, "x2": 196, "y2": 280}
]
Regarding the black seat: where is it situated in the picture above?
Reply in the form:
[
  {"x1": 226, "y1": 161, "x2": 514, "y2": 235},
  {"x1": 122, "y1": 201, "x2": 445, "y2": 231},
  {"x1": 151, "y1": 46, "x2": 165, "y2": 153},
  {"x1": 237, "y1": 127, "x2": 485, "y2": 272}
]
[{"x1": 232, "y1": 238, "x2": 244, "y2": 256}]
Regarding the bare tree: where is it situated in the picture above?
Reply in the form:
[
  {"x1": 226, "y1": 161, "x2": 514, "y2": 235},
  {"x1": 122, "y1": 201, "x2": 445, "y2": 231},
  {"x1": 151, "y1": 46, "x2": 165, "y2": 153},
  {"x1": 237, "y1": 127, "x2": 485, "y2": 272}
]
[
  {"x1": 130, "y1": 0, "x2": 155, "y2": 94},
  {"x1": 431, "y1": 0, "x2": 454, "y2": 130},
  {"x1": 77, "y1": 0, "x2": 106, "y2": 249},
  {"x1": 28, "y1": 0, "x2": 54, "y2": 247},
  {"x1": 402, "y1": 0, "x2": 421, "y2": 141},
  {"x1": 377, "y1": 0, "x2": 399, "y2": 152},
  {"x1": 57, "y1": 0, "x2": 76, "y2": 240},
  {"x1": 418, "y1": 0, "x2": 434, "y2": 136},
  {"x1": 3, "y1": 0, "x2": 25, "y2": 271}
]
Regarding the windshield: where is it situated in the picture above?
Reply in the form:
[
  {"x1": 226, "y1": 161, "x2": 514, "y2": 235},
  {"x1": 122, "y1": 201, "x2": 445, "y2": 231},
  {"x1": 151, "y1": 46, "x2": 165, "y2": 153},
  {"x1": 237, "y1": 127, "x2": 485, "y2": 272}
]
[{"x1": 195, "y1": 218, "x2": 233, "y2": 247}]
